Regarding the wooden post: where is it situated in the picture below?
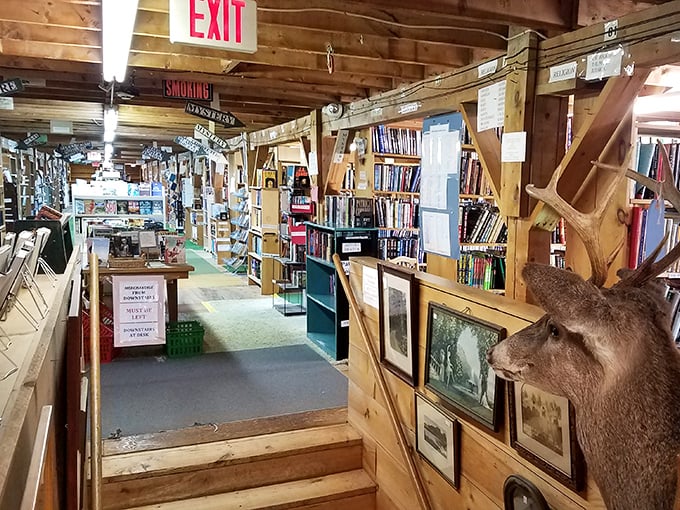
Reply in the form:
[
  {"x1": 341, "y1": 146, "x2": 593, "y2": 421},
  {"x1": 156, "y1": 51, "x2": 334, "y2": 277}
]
[
  {"x1": 89, "y1": 252, "x2": 102, "y2": 510},
  {"x1": 332, "y1": 254, "x2": 432, "y2": 510}
]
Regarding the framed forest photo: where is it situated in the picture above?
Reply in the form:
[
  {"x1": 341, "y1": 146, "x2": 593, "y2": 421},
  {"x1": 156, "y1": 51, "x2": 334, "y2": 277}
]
[
  {"x1": 378, "y1": 263, "x2": 418, "y2": 385},
  {"x1": 508, "y1": 382, "x2": 585, "y2": 491},
  {"x1": 424, "y1": 303, "x2": 505, "y2": 432},
  {"x1": 415, "y1": 393, "x2": 460, "y2": 489}
]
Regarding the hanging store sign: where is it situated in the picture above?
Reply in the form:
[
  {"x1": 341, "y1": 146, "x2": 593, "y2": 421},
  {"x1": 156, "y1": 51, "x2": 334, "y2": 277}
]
[
  {"x1": 142, "y1": 145, "x2": 170, "y2": 161},
  {"x1": 169, "y1": 0, "x2": 258, "y2": 53},
  {"x1": 15, "y1": 133, "x2": 47, "y2": 150},
  {"x1": 163, "y1": 79, "x2": 213, "y2": 101},
  {"x1": 194, "y1": 124, "x2": 229, "y2": 149},
  {"x1": 184, "y1": 101, "x2": 244, "y2": 128},
  {"x1": 113, "y1": 275, "x2": 166, "y2": 347},
  {"x1": 174, "y1": 135, "x2": 227, "y2": 164},
  {"x1": 55, "y1": 141, "x2": 93, "y2": 158},
  {"x1": 0, "y1": 78, "x2": 24, "y2": 97}
]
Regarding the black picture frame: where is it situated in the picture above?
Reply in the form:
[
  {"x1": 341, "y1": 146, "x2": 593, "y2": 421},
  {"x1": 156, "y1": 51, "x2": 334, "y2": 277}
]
[
  {"x1": 378, "y1": 262, "x2": 418, "y2": 386},
  {"x1": 424, "y1": 302, "x2": 505, "y2": 432},
  {"x1": 508, "y1": 382, "x2": 586, "y2": 492},
  {"x1": 503, "y1": 475, "x2": 551, "y2": 510},
  {"x1": 415, "y1": 392, "x2": 461, "y2": 489}
]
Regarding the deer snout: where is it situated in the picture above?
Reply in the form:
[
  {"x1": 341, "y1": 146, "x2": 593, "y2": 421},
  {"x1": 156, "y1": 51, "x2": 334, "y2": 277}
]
[{"x1": 486, "y1": 346, "x2": 495, "y2": 365}]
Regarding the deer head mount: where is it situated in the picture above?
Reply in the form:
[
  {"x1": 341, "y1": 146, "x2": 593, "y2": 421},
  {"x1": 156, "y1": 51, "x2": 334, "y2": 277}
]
[{"x1": 488, "y1": 141, "x2": 680, "y2": 510}]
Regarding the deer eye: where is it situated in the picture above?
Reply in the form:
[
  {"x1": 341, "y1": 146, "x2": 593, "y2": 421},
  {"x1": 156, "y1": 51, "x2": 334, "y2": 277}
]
[{"x1": 548, "y1": 322, "x2": 560, "y2": 339}]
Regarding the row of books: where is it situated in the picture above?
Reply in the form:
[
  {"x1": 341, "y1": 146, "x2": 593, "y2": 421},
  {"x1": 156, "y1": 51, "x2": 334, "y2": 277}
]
[
  {"x1": 552, "y1": 218, "x2": 567, "y2": 245},
  {"x1": 250, "y1": 258, "x2": 262, "y2": 279},
  {"x1": 634, "y1": 141, "x2": 680, "y2": 199},
  {"x1": 283, "y1": 165, "x2": 311, "y2": 188},
  {"x1": 307, "y1": 229, "x2": 333, "y2": 262},
  {"x1": 343, "y1": 165, "x2": 355, "y2": 190},
  {"x1": 458, "y1": 203, "x2": 508, "y2": 244},
  {"x1": 629, "y1": 205, "x2": 680, "y2": 272},
  {"x1": 551, "y1": 253, "x2": 566, "y2": 269},
  {"x1": 322, "y1": 196, "x2": 374, "y2": 228},
  {"x1": 377, "y1": 231, "x2": 420, "y2": 260},
  {"x1": 254, "y1": 168, "x2": 279, "y2": 188},
  {"x1": 371, "y1": 125, "x2": 422, "y2": 156},
  {"x1": 460, "y1": 153, "x2": 491, "y2": 196},
  {"x1": 75, "y1": 199, "x2": 163, "y2": 216},
  {"x1": 373, "y1": 164, "x2": 421, "y2": 193},
  {"x1": 375, "y1": 197, "x2": 419, "y2": 229},
  {"x1": 456, "y1": 251, "x2": 506, "y2": 290}
]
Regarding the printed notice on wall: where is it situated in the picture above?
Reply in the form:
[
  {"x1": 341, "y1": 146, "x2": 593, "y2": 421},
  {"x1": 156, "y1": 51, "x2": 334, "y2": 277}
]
[
  {"x1": 421, "y1": 211, "x2": 452, "y2": 257},
  {"x1": 477, "y1": 81, "x2": 506, "y2": 132},
  {"x1": 501, "y1": 132, "x2": 528, "y2": 163},
  {"x1": 362, "y1": 266, "x2": 379, "y2": 309},
  {"x1": 113, "y1": 275, "x2": 166, "y2": 347},
  {"x1": 420, "y1": 125, "x2": 460, "y2": 210},
  {"x1": 585, "y1": 48, "x2": 624, "y2": 81}
]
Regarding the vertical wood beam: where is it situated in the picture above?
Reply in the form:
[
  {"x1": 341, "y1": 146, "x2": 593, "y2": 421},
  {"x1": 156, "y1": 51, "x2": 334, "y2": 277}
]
[{"x1": 500, "y1": 28, "x2": 539, "y2": 219}]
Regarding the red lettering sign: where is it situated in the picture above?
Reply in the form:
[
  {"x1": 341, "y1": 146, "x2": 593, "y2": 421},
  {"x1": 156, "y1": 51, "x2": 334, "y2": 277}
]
[
  {"x1": 190, "y1": 0, "x2": 204, "y2": 38},
  {"x1": 162, "y1": 80, "x2": 213, "y2": 101}
]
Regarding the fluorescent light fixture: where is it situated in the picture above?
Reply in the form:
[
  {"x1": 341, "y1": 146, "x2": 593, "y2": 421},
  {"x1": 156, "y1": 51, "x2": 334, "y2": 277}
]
[
  {"x1": 104, "y1": 107, "x2": 118, "y2": 142},
  {"x1": 104, "y1": 143, "x2": 113, "y2": 159},
  {"x1": 102, "y1": 0, "x2": 139, "y2": 82}
]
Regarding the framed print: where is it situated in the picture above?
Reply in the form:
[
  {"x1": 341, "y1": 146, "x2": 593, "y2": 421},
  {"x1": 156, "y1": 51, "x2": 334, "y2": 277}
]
[
  {"x1": 378, "y1": 263, "x2": 418, "y2": 385},
  {"x1": 415, "y1": 393, "x2": 460, "y2": 489},
  {"x1": 508, "y1": 382, "x2": 586, "y2": 491},
  {"x1": 503, "y1": 475, "x2": 551, "y2": 510},
  {"x1": 424, "y1": 302, "x2": 505, "y2": 432}
]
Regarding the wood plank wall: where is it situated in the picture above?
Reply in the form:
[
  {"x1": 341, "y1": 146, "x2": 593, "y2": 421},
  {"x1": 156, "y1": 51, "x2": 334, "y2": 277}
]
[{"x1": 347, "y1": 257, "x2": 606, "y2": 510}]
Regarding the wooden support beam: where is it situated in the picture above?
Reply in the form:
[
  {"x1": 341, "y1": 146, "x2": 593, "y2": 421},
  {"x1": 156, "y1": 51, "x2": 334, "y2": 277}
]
[
  {"x1": 324, "y1": 130, "x2": 353, "y2": 195},
  {"x1": 531, "y1": 70, "x2": 650, "y2": 231},
  {"x1": 459, "y1": 102, "x2": 501, "y2": 200}
]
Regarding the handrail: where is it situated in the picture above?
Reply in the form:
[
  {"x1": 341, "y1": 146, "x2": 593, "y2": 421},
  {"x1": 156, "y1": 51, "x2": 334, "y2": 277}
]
[
  {"x1": 89, "y1": 253, "x2": 103, "y2": 510},
  {"x1": 19, "y1": 405, "x2": 58, "y2": 510},
  {"x1": 332, "y1": 254, "x2": 432, "y2": 510},
  {"x1": 66, "y1": 268, "x2": 83, "y2": 510}
]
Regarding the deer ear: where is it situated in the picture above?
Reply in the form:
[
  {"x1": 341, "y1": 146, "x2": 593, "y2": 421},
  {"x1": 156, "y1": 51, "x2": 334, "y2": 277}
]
[{"x1": 523, "y1": 263, "x2": 611, "y2": 333}]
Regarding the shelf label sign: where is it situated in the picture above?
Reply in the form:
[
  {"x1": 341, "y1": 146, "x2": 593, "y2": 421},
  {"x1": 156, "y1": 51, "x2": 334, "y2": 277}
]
[
  {"x1": 585, "y1": 48, "x2": 624, "y2": 81},
  {"x1": 163, "y1": 79, "x2": 213, "y2": 101},
  {"x1": 0, "y1": 78, "x2": 24, "y2": 97},
  {"x1": 185, "y1": 101, "x2": 245, "y2": 128},
  {"x1": 113, "y1": 275, "x2": 166, "y2": 347},
  {"x1": 549, "y1": 62, "x2": 577, "y2": 83},
  {"x1": 169, "y1": 0, "x2": 258, "y2": 54}
]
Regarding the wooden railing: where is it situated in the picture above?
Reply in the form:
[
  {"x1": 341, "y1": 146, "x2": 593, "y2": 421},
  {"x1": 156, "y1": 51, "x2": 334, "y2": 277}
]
[
  {"x1": 333, "y1": 254, "x2": 432, "y2": 510},
  {"x1": 20, "y1": 405, "x2": 58, "y2": 510},
  {"x1": 89, "y1": 252, "x2": 103, "y2": 510}
]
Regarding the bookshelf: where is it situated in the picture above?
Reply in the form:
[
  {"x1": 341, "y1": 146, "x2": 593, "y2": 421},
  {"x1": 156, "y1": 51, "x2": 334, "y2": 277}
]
[
  {"x1": 248, "y1": 187, "x2": 279, "y2": 294},
  {"x1": 210, "y1": 217, "x2": 231, "y2": 265},
  {"x1": 369, "y1": 123, "x2": 422, "y2": 262},
  {"x1": 305, "y1": 222, "x2": 377, "y2": 360},
  {"x1": 225, "y1": 187, "x2": 249, "y2": 274}
]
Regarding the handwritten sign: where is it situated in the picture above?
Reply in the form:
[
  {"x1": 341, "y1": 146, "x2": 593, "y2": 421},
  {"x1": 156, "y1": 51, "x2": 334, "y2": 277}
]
[{"x1": 113, "y1": 275, "x2": 166, "y2": 347}]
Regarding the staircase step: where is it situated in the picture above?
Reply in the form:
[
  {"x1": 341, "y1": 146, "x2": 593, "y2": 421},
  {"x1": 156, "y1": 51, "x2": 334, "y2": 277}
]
[
  {"x1": 123, "y1": 470, "x2": 376, "y2": 510},
  {"x1": 103, "y1": 424, "x2": 363, "y2": 510}
]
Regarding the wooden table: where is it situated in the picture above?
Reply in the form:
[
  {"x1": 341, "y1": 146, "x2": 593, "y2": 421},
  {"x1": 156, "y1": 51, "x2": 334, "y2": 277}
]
[{"x1": 82, "y1": 261, "x2": 194, "y2": 322}]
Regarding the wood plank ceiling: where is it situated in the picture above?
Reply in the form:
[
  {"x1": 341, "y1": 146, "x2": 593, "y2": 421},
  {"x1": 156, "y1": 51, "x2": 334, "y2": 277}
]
[{"x1": 0, "y1": 0, "x2": 668, "y2": 162}]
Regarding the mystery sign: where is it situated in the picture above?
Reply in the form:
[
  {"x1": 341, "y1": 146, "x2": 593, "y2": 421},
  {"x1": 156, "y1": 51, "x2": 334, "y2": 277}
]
[
  {"x1": 0, "y1": 78, "x2": 24, "y2": 97},
  {"x1": 184, "y1": 101, "x2": 244, "y2": 128}
]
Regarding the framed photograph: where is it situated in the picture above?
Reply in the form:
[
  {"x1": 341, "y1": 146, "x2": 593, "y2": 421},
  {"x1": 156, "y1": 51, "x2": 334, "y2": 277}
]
[
  {"x1": 378, "y1": 263, "x2": 418, "y2": 385},
  {"x1": 503, "y1": 475, "x2": 551, "y2": 510},
  {"x1": 508, "y1": 382, "x2": 586, "y2": 491},
  {"x1": 424, "y1": 302, "x2": 505, "y2": 432},
  {"x1": 415, "y1": 393, "x2": 460, "y2": 489}
]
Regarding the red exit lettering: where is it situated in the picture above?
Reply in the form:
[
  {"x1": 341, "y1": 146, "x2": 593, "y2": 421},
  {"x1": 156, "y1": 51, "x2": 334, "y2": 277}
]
[{"x1": 189, "y1": 0, "x2": 246, "y2": 43}]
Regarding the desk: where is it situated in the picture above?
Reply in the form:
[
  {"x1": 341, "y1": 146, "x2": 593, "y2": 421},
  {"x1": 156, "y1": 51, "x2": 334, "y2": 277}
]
[{"x1": 82, "y1": 261, "x2": 194, "y2": 322}]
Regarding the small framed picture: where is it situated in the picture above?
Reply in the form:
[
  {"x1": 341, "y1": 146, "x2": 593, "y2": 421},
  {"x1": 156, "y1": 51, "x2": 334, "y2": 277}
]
[
  {"x1": 508, "y1": 382, "x2": 586, "y2": 491},
  {"x1": 424, "y1": 302, "x2": 505, "y2": 432},
  {"x1": 415, "y1": 393, "x2": 460, "y2": 489},
  {"x1": 503, "y1": 475, "x2": 551, "y2": 510},
  {"x1": 378, "y1": 262, "x2": 418, "y2": 385}
]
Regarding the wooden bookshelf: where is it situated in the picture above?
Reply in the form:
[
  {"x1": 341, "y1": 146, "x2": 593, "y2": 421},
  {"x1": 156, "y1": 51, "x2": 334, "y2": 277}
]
[{"x1": 248, "y1": 187, "x2": 279, "y2": 294}]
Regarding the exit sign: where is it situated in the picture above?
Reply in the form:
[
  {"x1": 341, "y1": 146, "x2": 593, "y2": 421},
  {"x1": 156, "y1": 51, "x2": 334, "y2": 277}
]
[{"x1": 169, "y1": 0, "x2": 257, "y2": 53}]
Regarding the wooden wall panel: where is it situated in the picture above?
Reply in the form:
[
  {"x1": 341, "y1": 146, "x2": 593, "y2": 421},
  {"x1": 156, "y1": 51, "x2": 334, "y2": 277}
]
[{"x1": 347, "y1": 257, "x2": 606, "y2": 510}]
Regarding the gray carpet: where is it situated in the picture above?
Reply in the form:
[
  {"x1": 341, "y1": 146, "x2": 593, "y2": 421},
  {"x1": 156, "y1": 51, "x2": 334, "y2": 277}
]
[{"x1": 100, "y1": 345, "x2": 348, "y2": 437}]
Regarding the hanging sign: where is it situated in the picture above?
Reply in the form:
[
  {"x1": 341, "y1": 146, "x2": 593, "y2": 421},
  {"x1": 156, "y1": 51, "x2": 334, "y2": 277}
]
[
  {"x1": 15, "y1": 133, "x2": 47, "y2": 150},
  {"x1": 174, "y1": 135, "x2": 226, "y2": 164},
  {"x1": 113, "y1": 275, "x2": 166, "y2": 347},
  {"x1": 55, "y1": 141, "x2": 92, "y2": 158},
  {"x1": 194, "y1": 124, "x2": 229, "y2": 149},
  {"x1": 169, "y1": 0, "x2": 258, "y2": 53},
  {"x1": 185, "y1": 101, "x2": 244, "y2": 128},
  {"x1": 143, "y1": 145, "x2": 170, "y2": 161},
  {"x1": 163, "y1": 79, "x2": 213, "y2": 101},
  {"x1": 0, "y1": 78, "x2": 24, "y2": 97}
]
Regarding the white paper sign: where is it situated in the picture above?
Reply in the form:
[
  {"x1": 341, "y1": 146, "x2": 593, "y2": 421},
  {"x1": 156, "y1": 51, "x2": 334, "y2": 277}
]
[
  {"x1": 0, "y1": 97, "x2": 14, "y2": 110},
  {"x1": 342, "y1": 242, "x2": 362, "y2": 254},
  {"x1": 549, "y1": 62, "x2": 577, "y2": 83},
  {"x1": 501, "y1": 132, "x2": 528, "y2": 163},
  {"x1": 421, "y1": 211, "x2": 452, "y2": 257},
  {"x1": 604, "y1": 20, "x2": 618, "y2": 41},
  {"x1": 585, "y1": 48, "x2": 624, "y2": 81},
  {"x1": 477, "y1": 81, "x2": 506, "y2": 132},
  {"x1": 113, "y1": 275, "x2": 166, "y2": 347},
  {"x1": 478, "y1": 59, "x2": 498, "y2": 78},
  {"x1": 308, "y1": 151, "x2": 319, "y2": 176},
  {"x1": 420, "y1": 128, "x2": 460, "y2": 210},
  {"x1": 362, "y1": 266, "x2": 379, "y2": 309}
]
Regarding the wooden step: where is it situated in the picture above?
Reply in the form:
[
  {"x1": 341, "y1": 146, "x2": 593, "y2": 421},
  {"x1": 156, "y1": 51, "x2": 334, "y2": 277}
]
[
  {"x1": 123, "y1": 470, "x2": 376, "y2": 510},
  {"x1": 102, "y1": 424, "x2": 363, "y2": 510}
]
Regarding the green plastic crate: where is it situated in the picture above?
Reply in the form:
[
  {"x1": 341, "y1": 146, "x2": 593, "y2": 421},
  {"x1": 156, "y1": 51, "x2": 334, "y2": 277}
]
[{"x1": 166, "y1": 321, "x2": 204, "y2": 358}]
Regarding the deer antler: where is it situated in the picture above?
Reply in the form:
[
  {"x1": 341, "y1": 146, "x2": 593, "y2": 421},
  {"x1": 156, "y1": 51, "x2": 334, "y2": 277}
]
[
  {"x1": 593, "y1": 141, "x2": 680, "y2": 287},
  {"x1": 527, "y1": 161, "x2": 628, "y2": 287}
]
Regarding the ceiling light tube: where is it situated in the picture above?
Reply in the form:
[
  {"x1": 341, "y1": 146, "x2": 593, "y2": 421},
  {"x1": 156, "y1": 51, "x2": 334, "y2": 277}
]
[
  {"x1": 104, "y1": 107, "x2": 118, "y2": 142},
  {"x1": 102, "y1": 0, "x2": 140, "y2": 82}
]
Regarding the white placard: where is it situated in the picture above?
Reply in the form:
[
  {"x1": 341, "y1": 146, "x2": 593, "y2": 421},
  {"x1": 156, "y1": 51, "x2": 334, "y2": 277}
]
[
  {"x1": 342, "y1": 242, "x2": 362, "y2": 254},
  {"x1": 477, "y1": 81, "x2": 506, "y2": 132},
  {"x1": 139, "y1": 231, "x2": 158, "y2": 249},
  {"x1": 421, "y1": 210, "x2": 452, "y2": 257},
  {"x1": 341, "y1": 319, "x2": 350, "y2": 328},
  {"x1": 357, "y1": 182, "x2": 368, "y2": 190},
  {"x1": 549, "y1": 62, "x2": 577, "y2": 83},
  {"x1": 420, "y1": 128, "x2": 460, "y2": 210},
  {"x1": 113, "y1": 275, "x2": 166, "y2": 347},
  {"x1": 501, "y1": 132, "x2": 528, "y2": 163},
  {"x1": 604, "y1": 20, "x2": 618, "y2": 41},
  {"x1": 308, "y1": 151, "x2": 319, "y2": 176},
  {"x1": 398, "y1": 102, "x2": 420, "y2": 115},
  {"x1": 0, "y1": 97, "x2": 14, "y2": 110},
  {"x1": 478, "y1": 59, "x2": 498, "y2": 78},
  {"x1": 362, "y1": 266, "x2": 379, "y2": 309},
  {"x1": 585, "y1": 48, "x2": 624, "y2": 81}
]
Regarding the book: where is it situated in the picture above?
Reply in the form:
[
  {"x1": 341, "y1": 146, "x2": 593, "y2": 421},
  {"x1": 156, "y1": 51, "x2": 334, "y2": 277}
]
[
  {"x1": 117, "y1": 200, "x2": 129, "y2": 214},
  {"x1": 164, "y1": 235, "x2": 186, "y2": 264},
  {"x1": 262, "y1": 169, "x2": 278, "y2": 188},
  {"x1": 128, "y1": 201, "x2": 140, "y2": 214}
]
